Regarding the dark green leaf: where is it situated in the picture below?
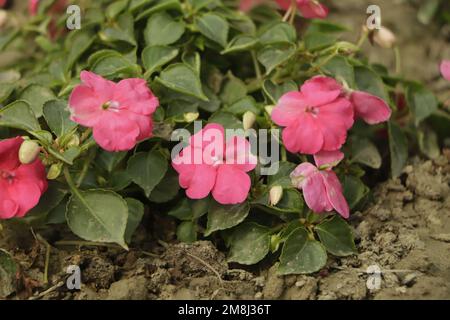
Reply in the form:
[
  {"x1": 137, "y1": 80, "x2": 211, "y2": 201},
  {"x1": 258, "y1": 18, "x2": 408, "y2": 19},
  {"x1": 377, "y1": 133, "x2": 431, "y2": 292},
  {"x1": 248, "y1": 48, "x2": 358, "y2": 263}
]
[{"x1": 316, "y1": 215, "x2": 357, "y2": 256}]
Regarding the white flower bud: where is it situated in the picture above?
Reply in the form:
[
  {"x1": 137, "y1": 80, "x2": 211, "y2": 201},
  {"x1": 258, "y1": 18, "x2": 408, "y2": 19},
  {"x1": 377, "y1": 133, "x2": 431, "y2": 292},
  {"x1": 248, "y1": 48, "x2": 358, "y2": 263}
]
[
  {"x1": 243, "y1": 111, "x2": 256, "y2": 130},
  {"x1": 372, "y1": 26, "x2": 396, "y2": 49},
  {"x1": 269, "y1": 185, "x2": 283, "y2": 206},
  {"x1": 67, "y1": 134, "x2": 80, "y2": 147},
  {"x1": 265, "y1": 105, "x2": 275, "y2": 116},
  {"x1": 184, "y1": 112, "x2": 199, "y2": 123},
  {"x1": 19, "y1": 140, "x2": 41, "y2": 165},
  {"x1": 0, "y1": 10, "x2": 7, "y2": 28}
]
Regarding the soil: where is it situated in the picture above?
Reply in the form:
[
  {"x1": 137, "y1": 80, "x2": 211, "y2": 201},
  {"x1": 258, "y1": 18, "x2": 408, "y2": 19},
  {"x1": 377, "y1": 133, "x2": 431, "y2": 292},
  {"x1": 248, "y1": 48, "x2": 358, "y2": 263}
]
[{"x1": 1, "y1": 153, "x2": 450, "y2": 300}]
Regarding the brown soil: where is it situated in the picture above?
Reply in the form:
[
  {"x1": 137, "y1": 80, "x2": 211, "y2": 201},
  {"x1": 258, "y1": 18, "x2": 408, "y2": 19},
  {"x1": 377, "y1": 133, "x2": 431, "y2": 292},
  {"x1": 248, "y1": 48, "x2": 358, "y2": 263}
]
[{"x1": 1, "y1": 153, "x2": 450, "y2": 300}]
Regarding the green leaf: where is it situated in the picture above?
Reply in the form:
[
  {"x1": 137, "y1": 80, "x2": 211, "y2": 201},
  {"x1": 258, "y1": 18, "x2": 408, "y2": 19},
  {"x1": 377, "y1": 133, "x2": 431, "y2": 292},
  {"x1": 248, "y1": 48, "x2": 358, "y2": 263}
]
[
  {"x1": 228, "y1": 223, "x2": 271, "y2": 265},
  {"x1": 65, "y1": 29, "x2": 96, "y2": 71},
  {"x1": 92, "y1": 54, "x2": 139, "y2": 78},
  {"x1": 136, "y1": 0, "x2": 182, "y2": 21},
  {"x1": 205, "y1": 201, "x2": 250, "y2": 236},
  {"x1": 156, "y1": 63, "x2": 208, "y2": 101},
  {"x1": 316, "y1": 215, "x2": 357, "y2": 257},
  {"x1": 417, "y1": 0, "x2": 440, "y2": 25},
  {"x1": 168, "y1": 198, "x2": 192, "y2": 220},
  {"x1": 262, "y1": 80, "x2": 298, "y2": 104},
  {"x1": 100, "y1": 13, "x2": 136, "y2": 45},
  {"x1": 343, "y1": 176, "x2": 368, "y2": 210},
  {"x1": 388, "y1": 121, "x2": 408, "y2": 178},
  {"x1": 144, "y1": 12, "x2": 185, "y2": 46},
  {"x1": 196, "y1": 13, "x2": 229, "y2": 47},
  {"x1": 124, "y1": 198, "x2": 145, "y2": 243},
  {"x1": 148, "y1": 168, "x2": 180, "y2": 203},
  {"x1": 0, "y1": 249, "x2": 17, "y2": 298},
  {"x1": 350, "y1": 137, "x2": 382, "y2": 169},
  {"x1": 322, "y1": 56, "x2": 355, "y2": 88},
  {"x1": 304, "y1": 31, "x2": 336, "y2": 51},
  {"x1": 0, "y1": 100, "x2": 41, "y2": 132},
  {"x1": 278, "y1": 228, "x2": 327, "y2": 275},
  {"x1": 66, "y1": 190, "x2": 129, "y2": 248},
  {"x1": 96, "y1": 150, "x2": 127, "y2": 173},
  {"x1": 220, "y1": 75, "x2": 247, "y2": 105},
  {"x1": 354, "y1": 66, "x2": 388, "y2": 100},
  {"x1": 257, "y1": 44, "x2": 296, "y2": 75},
  {"x1": 221, "y1": 35, "x2": 257, "y2": 54},
  {"x1": 176, "y1": 221, "x2": 197, "y2": 243},
  {"x1": 19, "y1": 85, "x2": 55, "y2": 118},
  {"x1": 226, "y1": 96, "x2": 259, "y2": 116},
  {"x1": 418, "y1": 126, "x2": 440, "y2": 160},
  {"x1": 106, "y1": 0, "x2": 129, "y2": 20},
  {"x1": 267, "y1": 161, "x2": 297, "y2": 187},
  {"x1": 127, "y1": 150, "x2": 168, "y2": 197},
  {"x1": 208, "y1": 111, "x2": 242, "y2": 129},
  {"x1": 259, "y1": 22, "x2": 296, "y2": 45},
  {"x1": 0, "y1": 82, "x2": 14, "y2": 104},
  {"x1": 142, "y1": 45, "x2": 179, "y2": 77},
  {"x1": 27, "y1": 181, "x2": 68, "y2": 219},
  {"x1": 406, "y1": 83, "x2": 438, "y2": 126},
  {"x1": 43, "y1": 100, "x2": 77, "y2": 137}
]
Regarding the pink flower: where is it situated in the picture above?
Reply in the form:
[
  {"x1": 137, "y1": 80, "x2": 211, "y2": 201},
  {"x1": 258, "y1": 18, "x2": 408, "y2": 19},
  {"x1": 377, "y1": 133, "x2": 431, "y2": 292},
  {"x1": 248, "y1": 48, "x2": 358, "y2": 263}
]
[
  {"x1": 0, "y1": 137, "x2": 48, "y2": 219},
  {"x1": 276, "y1": 0, "x2": 328, "y2": 19},
  {"x1": 440, "y1": 60, "x2": 450, "y2": 81},
  {"x1": 350, "y1": 91, "x2": 392, "y2": 125},
  {"x1": 29, "y1": 0, "x2": 39, "y2": 15},
  {"x1": 69, "y1": 71, "x2": 159, "y2": 152},
  {"x1": 291, "y1": 150, "x2": 349, "y2": 218},
  {"x1": 271, "y1": 76, "x2": 354, "y2": 155},
  {"x1": 172, "y1": 124, "x2": 257, "y2": 205}
]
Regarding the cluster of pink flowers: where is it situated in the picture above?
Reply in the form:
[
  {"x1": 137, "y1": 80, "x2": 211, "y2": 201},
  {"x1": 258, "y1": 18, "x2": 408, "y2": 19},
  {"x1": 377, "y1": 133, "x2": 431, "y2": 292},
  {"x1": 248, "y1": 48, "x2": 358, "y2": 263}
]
[
  {"x1": 240, "y1": 0, "x2": 328, "y2": 19},
  {"x1": 272, "y1": 76, "x2": 392, "y2": 218},
  {"x1": 69, "y1": 71, "x2": 159, "y2": 152},
  {"x1": 0, "y1": 137, "x2": 48, "y2": 219},
  {"x1": 172, "y1": 124, "x2": 257, "y2": 205}
]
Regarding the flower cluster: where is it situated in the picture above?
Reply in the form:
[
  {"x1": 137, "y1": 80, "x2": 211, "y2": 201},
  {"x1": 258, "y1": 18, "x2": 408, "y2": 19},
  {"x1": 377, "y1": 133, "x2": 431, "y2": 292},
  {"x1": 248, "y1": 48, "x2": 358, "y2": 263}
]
[{"x1": 272, "y1": 76, "x2": 391, "y2": 217}]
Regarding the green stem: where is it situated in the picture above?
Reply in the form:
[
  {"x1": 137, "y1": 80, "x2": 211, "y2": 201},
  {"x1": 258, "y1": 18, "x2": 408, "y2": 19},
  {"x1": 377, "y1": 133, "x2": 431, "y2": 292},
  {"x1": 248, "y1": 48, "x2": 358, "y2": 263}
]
[
  {"x1": 64, "y1": 167, "x2": 82, "y2": 199},
  {"x1": 281, "y1": 146, "x2": 287, "y2": 162},
  {"x1": 394, "y1": 46, "x2": 401, "y2": 75},
  {"x1": 251, "y1": 50, "x2": 262, "y2": 81},
  {"x1": 288, "y1": 0, "x2": 297, "y2": 25},
  {"x1": 76, "y1": 149, "x2": 95, "y2": 187}
]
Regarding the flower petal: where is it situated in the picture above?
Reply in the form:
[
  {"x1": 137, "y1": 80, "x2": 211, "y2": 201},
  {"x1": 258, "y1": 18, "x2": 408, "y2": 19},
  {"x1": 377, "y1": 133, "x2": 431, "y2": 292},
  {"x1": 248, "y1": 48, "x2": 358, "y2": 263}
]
[
  {"x1": 350, "y1": 91, "x2": 392, "y2": 125},
  {"x1": 302, "y1": 172, "x2": 332, "y2": 213},
  {"x1": 301, "y1": 76, "x2": 342, "y2": 106},
  {"x1": 224, "y1": 136, "x2": 257, "y2": 172},
  {"x1": 212, "y1": 165, "x2": 251, "y2": 204},
  {"x1": 290, "y1": 162, "x2": 318, "y2": 189},
  {"x1": 282, "y1": 115, "x2": 324, "y2": 154},
  {"x1": 92, "y1": 111, "x2": 141, "y2": 152},
  {"x1": 271, "y1": 91, "x2": 308, "y2": 127},
  {"x1": 114, "y1": 78, "x2": 159, "y2": 115},
  {"x1": 0, "y1": 136, "x2": 23, "y2": 171},
  {"x1": 6, "y1": 179, "x2": 43, "y2": 218},
  {"x1": 297, "y1": 0, "x2": 329, "y2": 19},
  {"x1": 184, "y1": 164, "x2": 217, "y2": 200},
  {"x1": 80, "y1": 71, "x2": 115, "y2": 101},
  {"x1": 440, "y1": 60, "x2": 450, "y2": 82},
  {"x1": 314, "y1": 150, "x2": 344, "y2": 168},
  {"x1": 69, "y1": 85, "x2": 104, "y2": 127},
  {"x1": 321, "y1": 170, "x2": 350, "y2": 219}
]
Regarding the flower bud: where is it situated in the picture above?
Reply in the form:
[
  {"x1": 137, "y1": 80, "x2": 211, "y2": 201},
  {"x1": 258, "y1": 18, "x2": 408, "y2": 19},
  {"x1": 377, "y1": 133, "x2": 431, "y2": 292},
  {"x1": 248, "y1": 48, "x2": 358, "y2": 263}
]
[
  {"x1": 47, "y1": 163, "x2": 62, "y2": 180},
  {"x1": 265, "y1": 105, "x2": 275, "y2": 116},
  {"x1": 66, "y1": 134, "x2": 80, "y2": 147},
  {"x1": 269, "y1": 185, "x2": 283, "y2": 206},
  {"x1": 19, "y1": 140, "x2": 41, "y2": 164},
  {"x1": 371, "y1": 26, "x2": 396, "y2": 49},
  {"x1": 184, "y1": 112, "x2": 199, "y2": 123},
  {"x1": 0, "y1": 10, "x2": 7, "y2": 28},
  {"x1": 243, "y1": 111, "x2": 256, "y2": 130}
]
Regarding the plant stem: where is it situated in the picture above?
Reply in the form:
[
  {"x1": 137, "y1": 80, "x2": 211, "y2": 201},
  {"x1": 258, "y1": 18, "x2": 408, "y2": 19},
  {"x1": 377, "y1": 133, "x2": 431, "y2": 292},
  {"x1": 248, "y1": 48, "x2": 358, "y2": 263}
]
[
  {"x1": 76, "y1": 149, "x2": 95, "y2": 187},
  {"x1": 251, "y1": 50, "x2": 262, "y2": 81},
  {"x1": 54, "y1": 240, "x2": 122, "y2": 249},
  {"x1": 394, "y1": 46, "x2": 401, "y2": 75}
]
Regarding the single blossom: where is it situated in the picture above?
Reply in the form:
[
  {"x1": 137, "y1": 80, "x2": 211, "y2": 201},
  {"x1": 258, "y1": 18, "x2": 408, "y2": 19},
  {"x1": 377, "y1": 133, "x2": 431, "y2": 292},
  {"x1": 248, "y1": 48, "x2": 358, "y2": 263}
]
[
  {"x1": 239, "y1": 0, "x2": 328, "y2": 19},
  {"x1": 291, "y1": 150, "x2": 349, "y2": 218},
  {"x1": 440, "y1": 60, "x2": 450, "y2": 82},
  {"x1": 69, "y1": 71, "x2": 159, "y2": 152},
  {"x1": 349, "y1": 90, "x2": 392, "y2": 125},
  {"x1": 0, "y1": 137, "x2": 48, "y2": 219},
  {"x1": 271, "y1": 76, "x2": 354, "y2": 154},
  {"x1": 276, "y1": 0, "x2": 328, "y2": 19},
  {"x1": 172, "y1": 124, "x2": 257, "y2": 205}
]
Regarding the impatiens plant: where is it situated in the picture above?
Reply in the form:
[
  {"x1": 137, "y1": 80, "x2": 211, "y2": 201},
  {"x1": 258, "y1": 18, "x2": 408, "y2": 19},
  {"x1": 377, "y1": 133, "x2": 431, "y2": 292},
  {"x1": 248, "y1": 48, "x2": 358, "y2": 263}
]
[{"x1": 0, "y1": 0, "x2": 447, "y2": 274}]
